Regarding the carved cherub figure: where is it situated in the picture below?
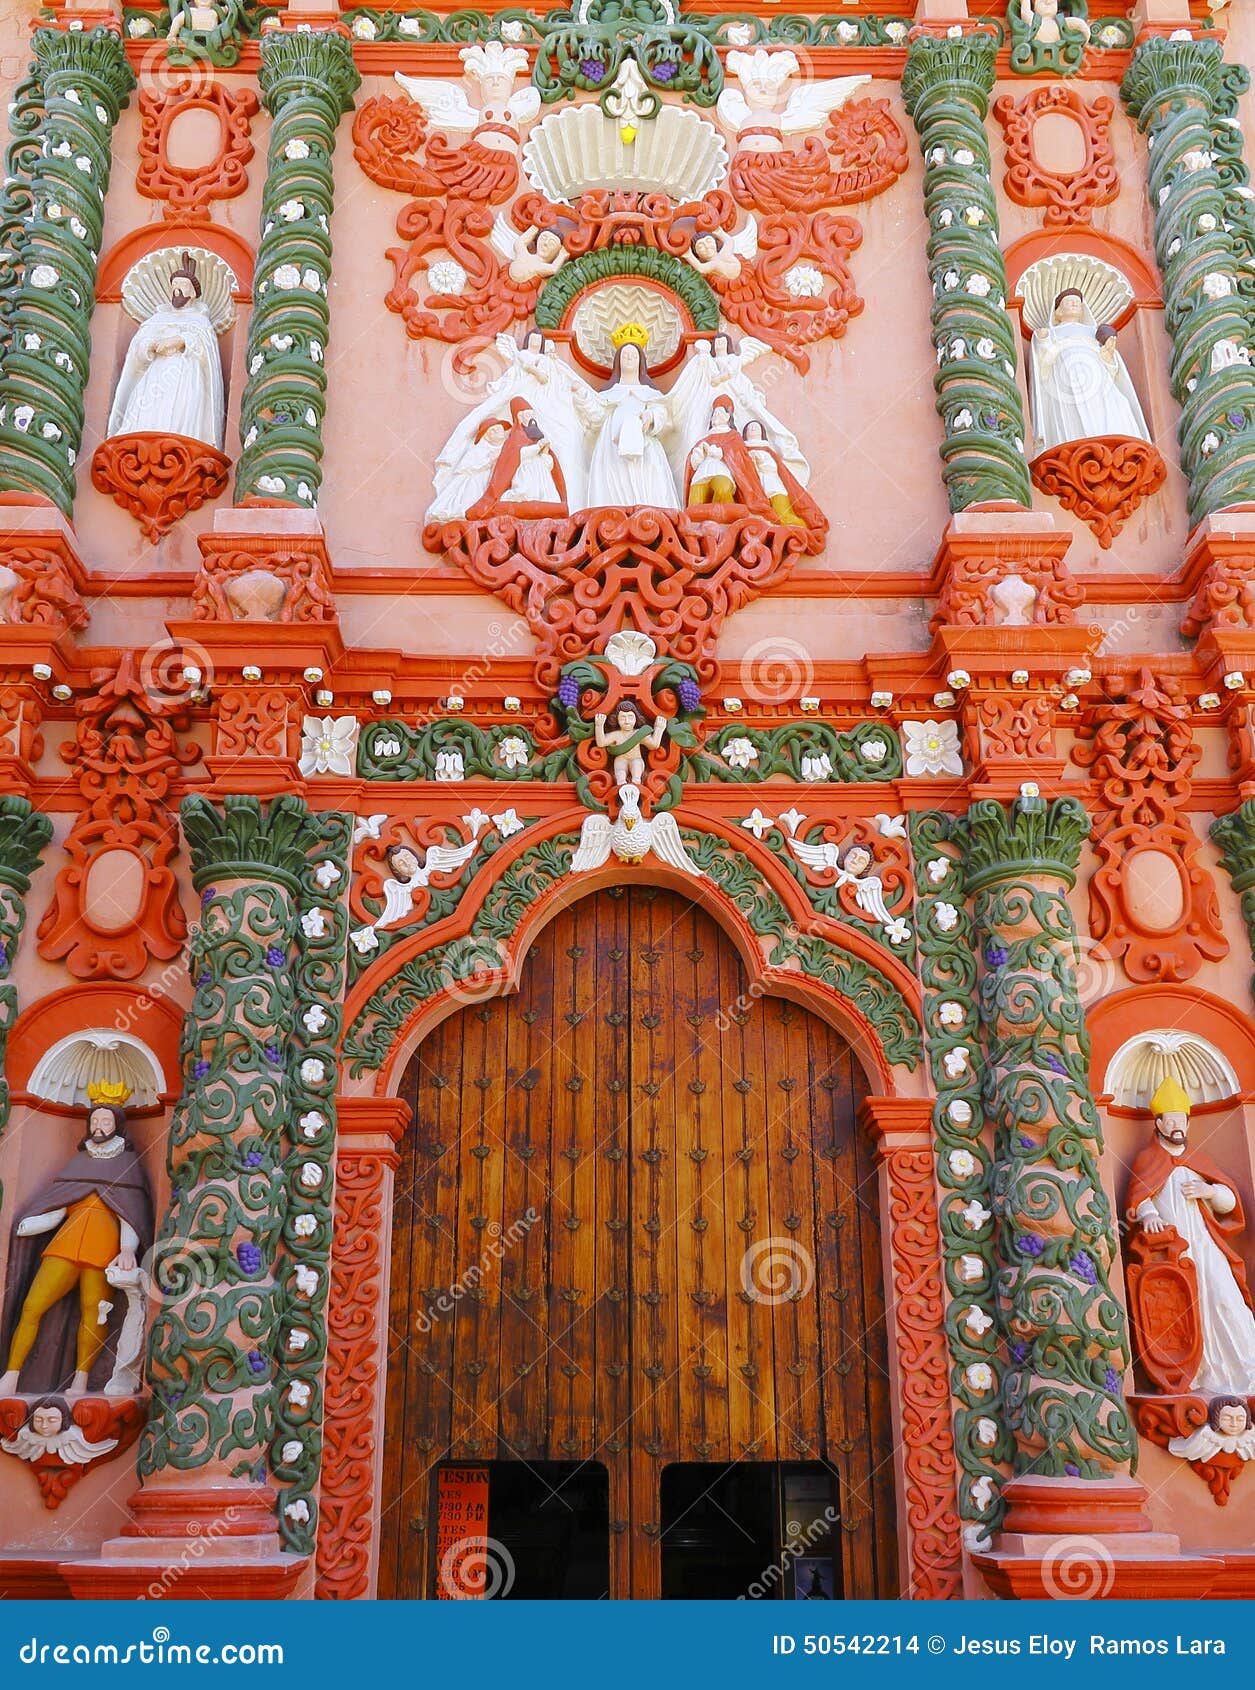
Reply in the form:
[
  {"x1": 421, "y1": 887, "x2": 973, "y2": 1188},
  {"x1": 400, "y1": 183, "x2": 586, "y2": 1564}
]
[
  {"x1": 686, "y1": 224, "x2": 758, "y2": 282},
  {"x1": 594, "y1": 700, "x2": 668, "y2": 787},
  {"x1": 1016, "y1": 0, "x2": 1090, "y2": 49},
  {"x1": 489, "y1": 219, "x2": 569, "y2": 285}
]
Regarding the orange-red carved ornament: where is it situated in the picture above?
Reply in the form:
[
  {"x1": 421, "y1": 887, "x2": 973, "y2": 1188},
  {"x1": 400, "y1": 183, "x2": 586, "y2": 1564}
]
[
  {"x1": 1125, "y1": 1227, "x2": 1203, "y2": 1393},
  {"x1": 137, "y1": 74, "x2": 259, "y2": 220},
  {"x1": 90, "y1": 433, "x2": 231, "y2": 542},
  {"x1": 728, "y1": 99, "x2": 909, "y2": 214},
  {"x1": 1029, "y1": 436, "x2": 1167, "y2": 549},
  {"x1": 992, "y1": 88, "x2": 1119, "y2": 228},
  {"x1": 0, "y1": 544, "x2": 89, "y2": 633},
  {"x1": 0, "y1": 1396, "x2": 146, "y2": 1509}
]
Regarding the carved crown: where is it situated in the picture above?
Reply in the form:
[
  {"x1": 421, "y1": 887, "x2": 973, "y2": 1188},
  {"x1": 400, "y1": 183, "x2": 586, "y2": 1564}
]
[{"x1": 611, "y1": 322, "x2": 650, "y2": 350}]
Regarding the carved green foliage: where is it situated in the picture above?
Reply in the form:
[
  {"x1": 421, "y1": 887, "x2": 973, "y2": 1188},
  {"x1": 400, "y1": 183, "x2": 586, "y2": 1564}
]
[
  {"x1": 1006, "y1": 0, "x2": 1091, "y2": 77},
  {"x1": 536, "y1": 247, "x2": 720, "y2": 333},
  {"x1": 533, "y1": 0, "x2": 723, "y2": 113},
  {"x1": 554, "y1": 656, "x2": 705, "y2": 810},
  {"x1": 345, "y1": 826, "x2": 922, "y2": 1073},
  {"x1": 0, "y1": 27, "x2": 133, "y2": 515},
  {"x1": 141, "y1": 795, "x2": 325, "y2": 1478},
  {"x1": 271, "y1": 810, "x2": 351, "y2": 1555},
  {"x1": 967, "y1": 796, "x2": 1135, "y2": 1479},
  {"x1": 1123, "y1": 38, "x2": 1255, "y2": 524},
  {"x1": 166, "y1": 0, "x2": 248, "y2": 67},
  {"x1": 687, "y1": 721, "x2": 901, "y2": 787},
  {"x1": 1211, "y1": 799, "x2": 1255, "y2": 1002},
  {"x1": 357, "y1": 717, "x2": 567, "y2": 784},
  {"x1": 327, "y1": 9, "x2": 922, "y2": 50},
  {"x1": 234, "y1": 30, "x2": 359, "y2": 507},
  {"x1": 902, "y1": 35, "x2": 1031, "y2": 513},
  {"x1": 909, "y1": 811, "x2": 1009, "y2": 1539},
  {"x1": 0, "y1": 798, "x2": 53, "y2": 1205},
  {"x1": 0, "y1": 63, "x2": 45, "y2": 355}
]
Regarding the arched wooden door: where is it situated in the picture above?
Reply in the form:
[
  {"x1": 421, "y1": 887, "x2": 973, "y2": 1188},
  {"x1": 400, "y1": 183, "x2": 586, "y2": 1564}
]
[{"x1": 379, "y1": 887, "x2": 898, "y2": 1599}]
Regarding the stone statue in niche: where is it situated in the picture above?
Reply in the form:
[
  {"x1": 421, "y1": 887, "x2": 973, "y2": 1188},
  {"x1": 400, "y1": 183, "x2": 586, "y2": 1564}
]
[
  {"x1": 0, "y1": 1095, "x2": 153, "y2": 1399},
  {"x1": 1029, "y1": 289, "x2": 1150, "y2": 453},
  {"x1": 1125, "y1": 1077, "x2": 1255, "y2": 1396},
  {"x1": 594, "y1": 700, "x2": 669, "y2": 787},
  {"x1": 107, "y1": 249, "x2": 235, "y2": 450}
]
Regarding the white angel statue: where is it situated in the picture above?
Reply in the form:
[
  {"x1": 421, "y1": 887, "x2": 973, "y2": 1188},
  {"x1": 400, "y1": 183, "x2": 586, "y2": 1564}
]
[
  {"x1": 350, "y1": 835, "x2": 479, "y2": 953},
  {"x1": 785, "y1": 835, "x2": 907, "y2": 940},
  {"x1": 1030, "y1": 289, "x2": 1151, "y2": 452},
  {"x1": 395, "y1": 42, "x2": 540, "y2": 152},
  {"x1": 575, "y1": 330, "x2": 680, "y2": 510},
  {"x1": 426, "y1": 330, "x2": 595, "y2": 520},
  {"x1": 717, "y1": 49, "x2": 869, "y2": 145},
  {"x1": 1168, "y1": 1398, "x2": 1255, "y2": 1464},
  {"x1": 1, "y1": 1399, "x2": 119, "y2": 1468},
  {"x1": 489, "y1": 216, "x2": 569, "y2": 284},
  {"x1": 686, "y1": 222, "x2": 758, "y2": 282},
  {"x1": 668, "y1": 331, "x2": 809, "y2": 492},
  {"x1": 570, "y1": 785, "x2": 702, "y2": 876}
]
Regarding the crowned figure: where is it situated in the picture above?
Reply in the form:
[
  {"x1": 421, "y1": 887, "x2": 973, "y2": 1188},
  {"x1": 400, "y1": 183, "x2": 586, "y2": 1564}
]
[{"x1": 575, "y1": 324, "x2": 680, "y2": 510}]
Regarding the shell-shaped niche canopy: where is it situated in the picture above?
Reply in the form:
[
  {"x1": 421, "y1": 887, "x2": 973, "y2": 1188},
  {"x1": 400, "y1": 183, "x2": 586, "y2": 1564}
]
[
  {"x1": 29, "y1": 1030, "x2": 167, "y2": 1111},
  {"x1": 1018, "y1": 251, "x2": 1134, "y2": 335},
  {"x1": 121, "y1": 246, "x2": 239, "y2": 333},
  {"x1": 570, "y1": 281, "x2": 688, "y2": 373},
  {"x1": 1103, "y1": 1029, "x2": 1241, "y2": 1111},
  {"x1": 522, "y1": 102, "x2": 729, "y2": 204}
]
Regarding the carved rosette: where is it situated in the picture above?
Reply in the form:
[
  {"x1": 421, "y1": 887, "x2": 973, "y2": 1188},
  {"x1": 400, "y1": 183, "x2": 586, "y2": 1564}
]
[
  {"x1": 1029, "y1": 437, "x2": 1167, "y2": 550},
  {"x1": 966, "y1": 795, "x2": 1136, "y2": 1479},
  {"x1": 0, "y1": 796, "x2": 52, "y2": 1168},
  {"x1": 269, "y1": 811, "x2": 352, "y2": 1556},
  {"x1": 234, "y1": 32, "x2": 359, "y2": 508},
  {"x1": 909, "y1": 812, "x2": 1010, "y2": 1539},
  {"x1": 140, "y1": 794, "x2": 324, "y2": 1482},
  {"x1": 1122, "y1": 39, "x2": 1255, "y2": 524},
  {"x1": 0, "y1": 27, "x2": 134, "y2": 514},
  {"x1": 90, "y1": 433, "x2": 231, "y2": 541},
  {"x1": 901, "y1": 35, "x2": 1032, "y2": 513}
]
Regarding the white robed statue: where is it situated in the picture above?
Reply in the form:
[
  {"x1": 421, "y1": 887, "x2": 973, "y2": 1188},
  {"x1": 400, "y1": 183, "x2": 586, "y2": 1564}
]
[
  {"x1": 667, "y1": 330, "x2": 810, "y2": 491},
  {"x1": 1030, "y1": 287, "x2": 1150, "y2": 453},
  {"x1": 426, "y1": 330, "x2": 593, "y2": 520},
  {"x1": 575, "y1": 327, "x2": 679, "y2": 510},
  {"x1": 107, "y1": 250, "x2": 232, "y2": 449}
]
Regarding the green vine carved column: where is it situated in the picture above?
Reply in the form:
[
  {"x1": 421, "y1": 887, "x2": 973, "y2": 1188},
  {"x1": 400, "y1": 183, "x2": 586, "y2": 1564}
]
[
  {"x1": 140, "y1": 795, "x2": 323, "y2": 1526},
  {"x1": 1212, "y1": 800, "x2": 1255, "y2": 1002},
  {"x1": 234, "y1": 30, "x2": 359, "y2": 507},
  {"x1": 966, "y1": 795, "x2": 1136, "y2": 1484},
  {"x1": 0, "y1": 27, "x2": 133, "y2": 514},
  {"x1": 1123, "y1": 38, "x2": 1255, "y2": 524},
  {"x1": 902, "y1": 33, "x2": 1031, "y2": 512},
  {"x1": 0, "y1": 797, "x2": 53, "y2": 1210}
]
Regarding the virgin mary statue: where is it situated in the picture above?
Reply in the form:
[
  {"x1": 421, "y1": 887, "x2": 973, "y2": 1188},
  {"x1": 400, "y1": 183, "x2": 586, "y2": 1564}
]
[
  {"x1": 1030, "y1": 288, "x2": 1150, "y2": 453},
  {"x1": 575, "y1": 328, "x2": 679, "y2": 510}
]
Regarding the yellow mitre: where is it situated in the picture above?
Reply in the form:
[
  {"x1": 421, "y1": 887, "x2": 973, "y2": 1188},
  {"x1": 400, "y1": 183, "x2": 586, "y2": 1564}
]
[
  {"x1": 87, "y1": 1079, "x2": 132, "y2": 1107},
  {"x1": 611, "y1": 322, "x2": 649, "y2": 350},
  {"x1": 1149, "y1": 1075, "x2": 1190, "y2": 1118}
]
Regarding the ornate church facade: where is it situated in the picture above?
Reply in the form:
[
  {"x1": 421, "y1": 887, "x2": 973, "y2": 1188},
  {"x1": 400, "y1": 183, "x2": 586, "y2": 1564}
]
[{"x1": 0, "y1": 0, "x2": 1253, "y2": 1604}]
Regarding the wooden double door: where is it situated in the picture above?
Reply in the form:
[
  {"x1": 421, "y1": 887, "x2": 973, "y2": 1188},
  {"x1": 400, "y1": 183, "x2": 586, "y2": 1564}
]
[{"x1": 380, "y1": 887, "x2": 898, "y2": 1598}]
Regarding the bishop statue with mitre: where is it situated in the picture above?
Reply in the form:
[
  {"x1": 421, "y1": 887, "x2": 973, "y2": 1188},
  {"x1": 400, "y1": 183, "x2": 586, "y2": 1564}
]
[{"x1": 1125, "y1": 1076, "x2": 1255, "y2": 1395}]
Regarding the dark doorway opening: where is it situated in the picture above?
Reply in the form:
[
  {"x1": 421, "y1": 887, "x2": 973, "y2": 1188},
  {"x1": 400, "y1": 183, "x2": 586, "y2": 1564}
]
[
  {"x1": 433, "y1": 1460, "x2": 611, "y2": 1600},
  {"x1": 660, "y1": 1464, "x2": 842, "y2": 1600}
]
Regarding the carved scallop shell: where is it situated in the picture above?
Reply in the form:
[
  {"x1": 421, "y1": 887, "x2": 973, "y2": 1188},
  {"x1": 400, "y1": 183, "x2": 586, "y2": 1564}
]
[
  {"x1": 30, "y1": 1029, "x2": 167, "y2": 1109},
  {"x1": 1018, "y1": 252, "x2": 1134, "y2": 334},
  {"x1": 120, "y1": 246, "x2": 239, "y2": 332},
  {"x1": 522, "y1": 103, "x2": 728, "y2": 204},
  {"x1": 1103, "y1": 1030, "x2": 1241, "y2": 1110}
]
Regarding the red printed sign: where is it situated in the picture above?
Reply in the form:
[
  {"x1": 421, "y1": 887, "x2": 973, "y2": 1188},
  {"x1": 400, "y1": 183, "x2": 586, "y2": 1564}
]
[{"x1": 435, "y1": 1465, "x2": 491, "y2": 1600}]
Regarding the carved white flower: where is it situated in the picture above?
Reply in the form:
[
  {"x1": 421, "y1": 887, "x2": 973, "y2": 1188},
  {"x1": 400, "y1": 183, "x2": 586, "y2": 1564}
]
[
  {"x1": 929, "y1": 146, "x2": 947, "y2": 166},
  {"x1": 281, "y1": 1439, "x2": 303, "y2": 1463},
  {"x1": 926, "y1": 856, "x2": 951, "y2": 885},
  {"x1": 351, "y1": 927, "x2": 380, "y2": 955},
  {"x1": 943, "y1": 1045, "x2": 971, "y2": 1080},
  {"x1": 301, "y1": 268, "x2": 322, "y2": 293},
  {"x1": 1202, "y1": 432, "x2": 1220, "y2": 456},
  {"x1": 299, "y1": 1057, "x2": 326, "y2": 1085},
  {"x1": 29, "y1": 264, "x2": 58, "y2": 288},
  {"x1": 966, "y1": 273, "x2": 991, "y2": 297},
  {"x1": 884, "y1": 917, "x2": 911, "y2": 947},
  {"x1": 941, "y1": 269, "x2": 959, "y2": 292},
  {"x1": 12, "y1": 406, "x2": 32, "y2": 432},
  {"x1": 249, "y1": 354, "x2": 264, "y2": 375},
  {"x1": 934, "y1": 901, "x2": 959, "y2": 932},
  {"x1": 351, "y1": 14, "x2": 377, "y2": 37},
  {"x1": 269, "y1": 333, "x2": 294, "y2": 351},
  {"x1": 272, "y1": 263, "x2": 301, "y2": 288},
  {"x1": 725, "y1": 736, "x2": 758, "y2": 770},
  {"x1": 41, "y1": 422, "x2": 60, "y2": 442},
  {"x1": 300, "y1": 715, "x2": 359, "y2": 778},
  {"x1": 741, "y1": 808, "x2": 772, "y2": 839},
  {"x1": 284, "y1": 139, "x2": 311, "y2": 161},
  {"x1": 938, "y1": 1000, "x2": 965, "y2": 1028},
  {"x1": 429, "y1": 259, "x2": 469, "y2": 296},
  {"x1": 127, "y1": 15, "x2": 154, "y2": 33},
  {"x1": 398, "y1": 13, "x2": 422, "y2": 34},
  {"x1": 298, "y1": 1163, "x2": 323, "y2": 1191},
  {"x1": 284, "y1": 1499, "x2": 311, "y2": 1524},
  {"x1": 289, "y1": 1380, "x2": 312, "y2": 1407},
  {"x1": 500, "y1": 18, "x2": 526, "y2": 39},
  {"x1": 801, "y1": 753, "x2": 833, "y2": 782},
  {"x1": 1203, "y1": 271, "x2": 1233, "y2": 301},
  {"x1": 836, "y1": 20, "x2": 858, "y2": 41},
  {"x1": 498, "y1": 735, "x2": 529, "y2": 770},
  {"x1": 961, "y1": 1199, "x2": 992, "y2": 1230},
  {"x1": 435, "y1": 749, "x2": 465, "y2": 782},
  {"x1": 951, "y1": 409, "x2": 973, "y2": 432},
  {"x1": 22, "y1": 334, "x2": 41, "y2": 351},
  {"x1": 861, "y1": 738, "x2": 888, "y2": 763},
  {"x1": 975, "y1": 337, "x2": 996, "y2": 359},
  {"x1": 726, "y1": 21, "x2": 755, "y2": 43},
  {"x1": 884, "y1": 20, "x2": 906, "y2": 40},
  {"x1": 493, "y1": 808, "x2": 524, "y2": 837},
  {"x1": 1099, "y1": 22, "x2": 1122, "y2": 44},
  {"x1": 948, "y1": 1147, "x2": 977, "y2": 1180},
  {"x1": 302, "y1": 1004, "x2": 329, "y2": 1035},
  {"x1": 964, "y1": 1305, "x2": 994, "y2": 1337},
  {"x1": 278, "y1": 198, "x2": 306, "y2": 222},
  {"x1": 783, "y1": 263, "x2": 825, "y2": 299},
  {"x1": 294, "y1": 1265, "x2": 319, "y2": 1297},
  {"x1": 374, "y1": 736, "x2": 401, "y2": 758},
  {"x1": 936, "y1": 209, "x2": 953, "y2": 229},
  {"x1": 957, "y1": 1254, "x2": 984, "y2": 1282},
  {"x1": 257, "y1": 475, "x2": 286, "y2": 494},
  {"x1": 904, "y1": 719, "x2": 962, "y2": 777},
  {"x1": 949, "y1": 337, "x2": 966, "y2": 360},
  {"x1": 313, "y1": 859, "x2": 342, "y2": 890},
  {"x1": 948, "y1": 1098, "x2": 973, "y2": 1127},
  {"x1": 300, "y1": 909, "x2": 327, "y2": 940},
  {"x1": 294, "y1": 1214, "x2": 317, "y2": 1238},
  {"x1": 310, "y1": 341, "x2": 323, "y2": 362},
  {"x1": 962, "y1": 206, "x2": 984, "y2": 227},
  {"x1": 966, "y1": 1361, "x2": 993, "y2": 1392},
  {"x1": 975, "y1": 1417, "x2": 999, "y2": 1448},
  {"x1": 953, "y1": 148, "x2": 974, "y2": 167}
]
